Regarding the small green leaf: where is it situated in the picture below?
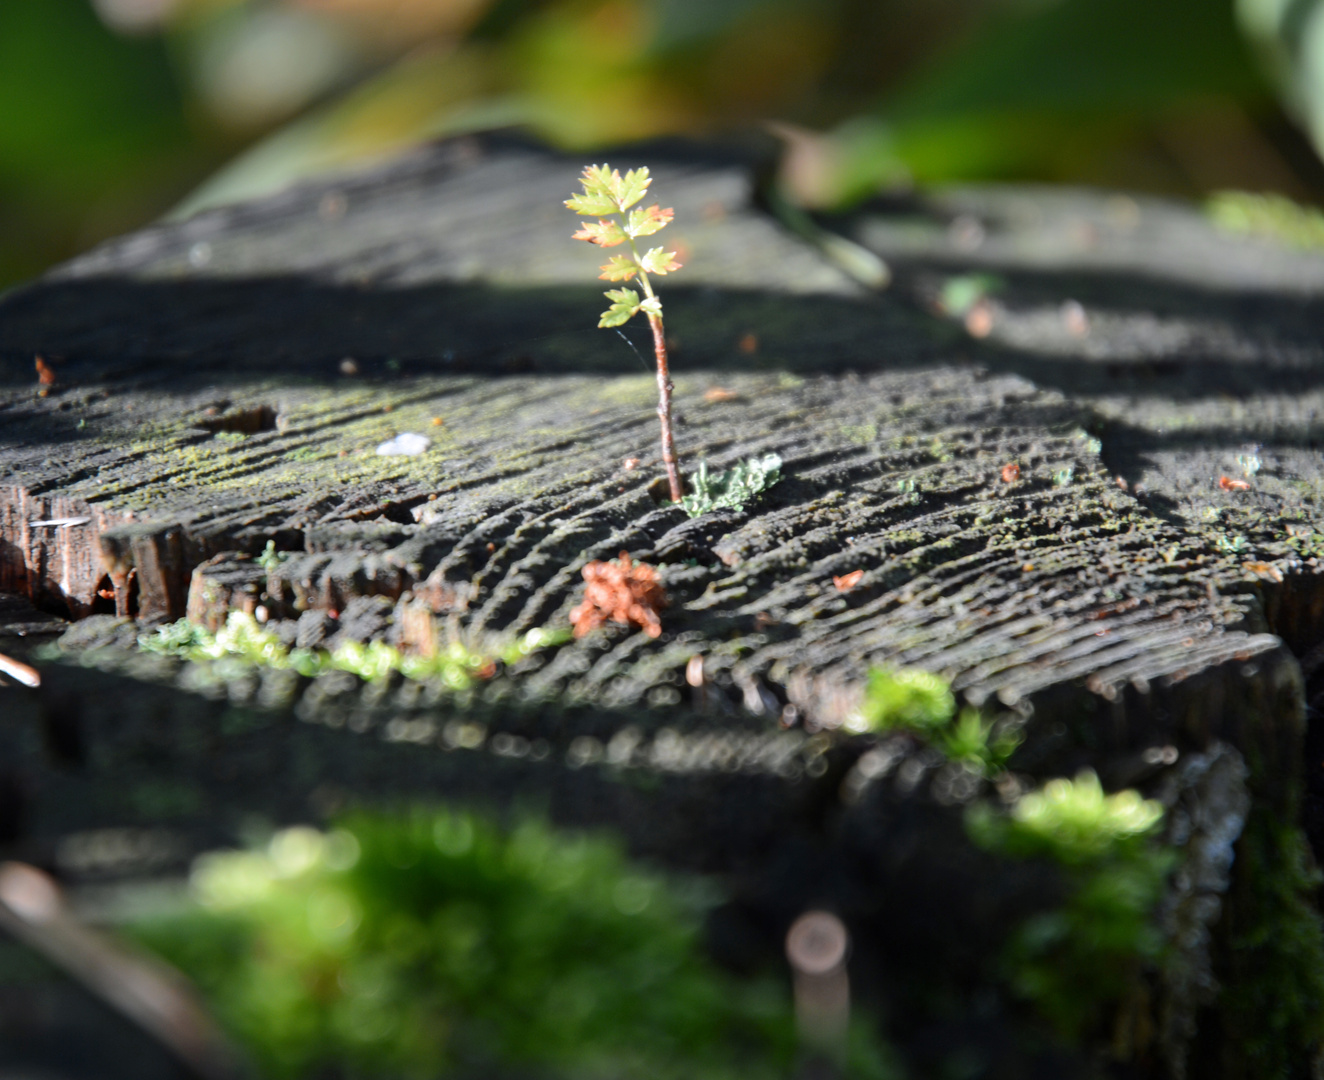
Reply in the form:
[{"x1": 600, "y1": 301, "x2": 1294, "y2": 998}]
[
  {"x1": 565, "y1": 191, "x2": 617, "y2": 216},
  {"x1": 572, "y1": 219, "x2": 627, "y2": 247},
  {"x1": 616, "y1": 167, "x2": 652, "y2": 210},
  {"x1": 626, "y1": 204, "x2": 673, "y2": 237},
  {"x1": 569, "y1": 164, "x2": 652, "y2": 214},
  {"x1": 599, "y1": 288, "x2": 641, "y2": 327},
  {"x1": 639, "y1": 297, "x2": 662, "y2": 318},
  {"x1": 640, "y1": 247, "x2": 682, "y2": 275},
  {"x1": 579, "y1": 164, "x2": 622, "y2": 201},
  {"x1": 598, "y1": 255, "x2": 639, "y2": 281}
]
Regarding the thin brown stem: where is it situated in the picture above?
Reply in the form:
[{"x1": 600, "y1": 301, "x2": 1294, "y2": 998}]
[{"x1": 647, "y1": 312, "x2": 683, "y2": 502}]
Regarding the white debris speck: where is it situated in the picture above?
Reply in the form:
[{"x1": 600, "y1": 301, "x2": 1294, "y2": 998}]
[
  {"x1": 28, "y1": 517, "x2": 92, "y2": 528},
  {"x1": 376, "y1": 432, "x2": 430, "y2": 457}
]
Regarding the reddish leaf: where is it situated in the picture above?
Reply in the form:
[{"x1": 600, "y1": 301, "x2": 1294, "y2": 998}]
[
  {"x1": 833, "y1": 569, "x2": 864, "y2": 591},
  {"x1": 1219, "y1": 475, "x2": 1250, "y2": 491},
  {"x1": 573, "y1": 219, "x2": 627, "y2": 247}
]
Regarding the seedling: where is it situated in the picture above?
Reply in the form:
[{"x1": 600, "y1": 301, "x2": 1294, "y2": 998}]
[
  {"x1": 567, "y1": 165, "x2": 685, "y2": 502},
  {"x1": 256, "y1": 540, "x2": 290, "y2": 573}
]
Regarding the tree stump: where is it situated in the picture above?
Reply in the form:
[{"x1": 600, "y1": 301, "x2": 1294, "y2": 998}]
[{"x1": 4, "y1": 133, "x2": 1324, "y2": 1078}]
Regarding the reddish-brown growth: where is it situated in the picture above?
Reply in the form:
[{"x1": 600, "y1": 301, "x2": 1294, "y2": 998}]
[
  {"x1": 833, "y1": 569, "x2": 864, "y2": 591},
  {"x1": 570, "y1": 552, "x2": 667, "y2": 638},
  {"x1": 1000, "y1": 462, "x2": 1020, "y2": 483},
  {"x1": 1219, "y1": 475, "x2": 1250, "y2": 491}
]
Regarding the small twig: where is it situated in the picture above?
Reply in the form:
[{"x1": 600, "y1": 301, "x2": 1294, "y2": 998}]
[
  {"x1": 0, "y1": 651, "x2": 40, "y2": 688},
  {"x1": 646, "y1": 311, "x2": 682, "y2": 502},
  {"x1": 0, "y1": 862, "x2": 243, "y2": 1080}
]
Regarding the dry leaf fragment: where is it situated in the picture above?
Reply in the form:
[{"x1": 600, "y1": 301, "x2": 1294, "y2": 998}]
[
  {"x1": 703, "y1": 387, "x2": 740, "y2": 403},
  {"x1": 570, "y1": 552, "x2": 667, "y2": 638},
  {"x1": 1244, "y1": 561, "x2": 1284, "y2": 582},
  {"x1": 1219, "y1": 475, "x2": 1251, "y2": 491},
  {"x1": 833, "y1": 569, "x2": 865, "y2": 591},
  {"x1": 1000, "y1": 463, "x2": 1020, "y2": 483}
]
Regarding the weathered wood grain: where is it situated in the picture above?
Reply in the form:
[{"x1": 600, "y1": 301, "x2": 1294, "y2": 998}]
[{"x1": 4, "y1": 134, "x2": 1324, "y2": 1077}]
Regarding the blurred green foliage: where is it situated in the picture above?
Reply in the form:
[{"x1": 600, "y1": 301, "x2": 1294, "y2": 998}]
[
  {"x1": 126, "y1": 810, "x2": 897, "y2": 1079},
  {"x1": 0, "y1": 1, "x2": 216, "y2": 286},
  {"x1": 967, "y1": 772, "x2": 1174, "y2": 1041},
  {"x1": 1208, "y1": 188, "x2": 1324, "y2": 247},
  {"x1": 8, "y1": 0, "x2": 1324, "y2": 288},
  {"x1": 851, "y1": 666, "x2": 1021, "y2": 775},
  {"x1": 852, "y1": 666, "x2": 956, "y2": 734}
]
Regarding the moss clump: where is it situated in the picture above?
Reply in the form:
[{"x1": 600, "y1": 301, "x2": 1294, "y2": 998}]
[
  {"x1": 848, "y1": 667, "x2": 1020, "y2": 775},
  {"x1": 139, "y1": 611, "x2": 571, "y2": 689},
  {"x1": 977, "y1": 770, "x2": 1164, "y2": 866},
  {"x1": 967, "y1": 771, "x2": 1173, "y2": 1041},
  {"x1": 125, "y1": 810, "x2": 897, "y2": 1080},
  {"x1": 851, "y1": 667, "x2": 954, "y2": 733}
]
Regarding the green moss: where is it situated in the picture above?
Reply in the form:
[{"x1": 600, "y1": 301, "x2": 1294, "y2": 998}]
[
  {"x1": 849, "y1": 667, "x2": 1020, "y2": 776},
  {"x1": 969, "y1": 770, "x2": 1164, "y2": 866},
  {"x1": 125, "y1": 810, "x2": 899, "y2": 1080},
  {"x1": 140, "y1": 611, "x2": 572, "y2": 689},
  {"x1": 1216, "y1": 809, "x2": 1324, "y2": 1080},
  {"x1": 257, "y1": 540, "x2": 292, "y2": 573},
  {"x1": 967, "y1": 772, "x2": 1174, "y2": 1041},
  {"x1": 937, "y1": 708, "x2": 1022, "y2": 775},
  {"x1": 850, "y1": 666, "x2": 955, "y2": 734}
]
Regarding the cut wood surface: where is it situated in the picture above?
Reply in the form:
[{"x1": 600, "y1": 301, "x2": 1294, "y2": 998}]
[{"x1": 4, "y1": 134, "x2": 1324, "y2": 1077}]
